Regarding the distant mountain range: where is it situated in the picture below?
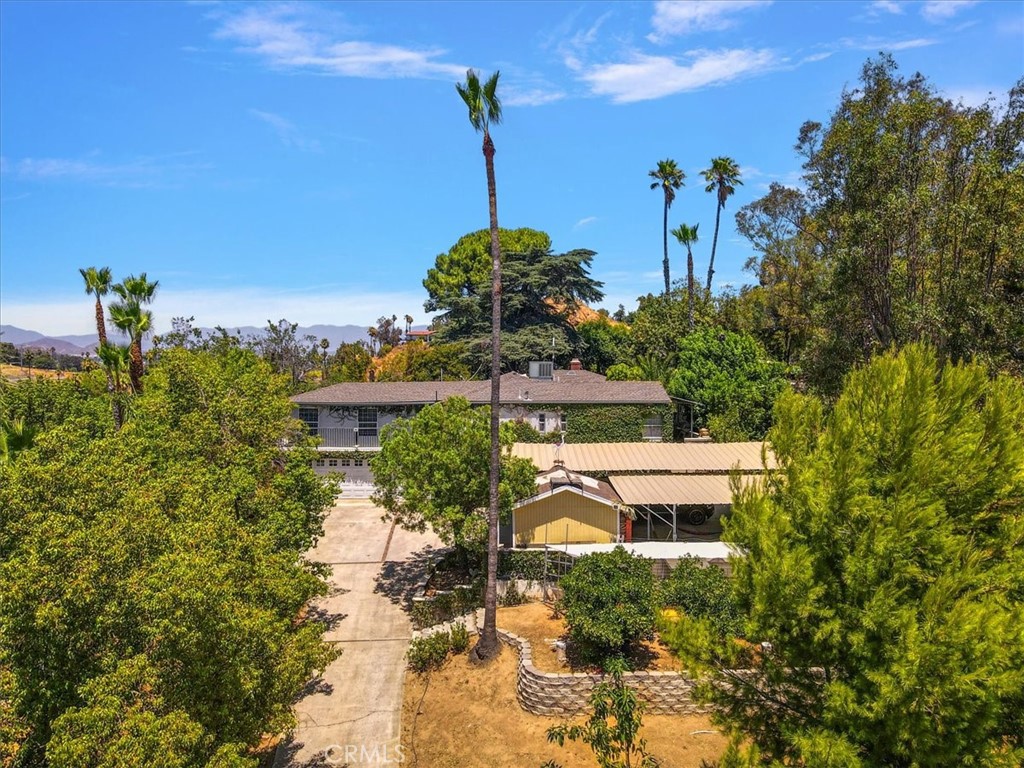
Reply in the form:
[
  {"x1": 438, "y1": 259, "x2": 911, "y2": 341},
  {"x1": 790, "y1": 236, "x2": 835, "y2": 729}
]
[{"x1": 0, "y1": 324, "x2": 373, "y2": 356}]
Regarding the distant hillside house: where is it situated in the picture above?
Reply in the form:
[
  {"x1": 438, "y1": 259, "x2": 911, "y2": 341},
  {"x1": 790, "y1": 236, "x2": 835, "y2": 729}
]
[{"x1": 291, "y1": 359, "x2": 671, "y2": 483}]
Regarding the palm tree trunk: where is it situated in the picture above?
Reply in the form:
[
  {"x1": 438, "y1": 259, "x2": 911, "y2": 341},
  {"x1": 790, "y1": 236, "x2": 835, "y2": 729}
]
[
  {"x1": 662, "y1": 200, "x2": 671, "y2": 294},
  {"x1": 473, "y1": 128, "x2": 503, "y2": 662},
  {"x1": 707, "y1": 203, "x2": 723, "y2": 293},
  {"x1": 687, "y1": 248, "x2": 695, "y2": 330},
  {"x1": 94, "y1": 297, "x2": 108, "y2": 346},
  {"x1": 128, "y1": 338, "x2": 144, "y2": 394}
]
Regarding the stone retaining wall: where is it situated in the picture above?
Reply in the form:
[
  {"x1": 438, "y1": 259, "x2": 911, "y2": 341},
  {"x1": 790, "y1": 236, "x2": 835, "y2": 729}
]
[{"x1": 482, "y1": 611, "x2": 708, "y2": 717}]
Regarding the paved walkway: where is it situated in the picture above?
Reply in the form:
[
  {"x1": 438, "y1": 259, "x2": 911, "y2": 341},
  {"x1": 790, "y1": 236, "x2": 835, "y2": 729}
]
[{"x1": 275, "y1": 499, "x2": 442, "y2": 767}]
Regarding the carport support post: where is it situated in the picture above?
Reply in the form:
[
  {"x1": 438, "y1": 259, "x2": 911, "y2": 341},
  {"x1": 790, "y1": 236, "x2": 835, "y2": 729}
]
[{"x1": 672, "y1": 504, "x2": 677, "y2": 542}]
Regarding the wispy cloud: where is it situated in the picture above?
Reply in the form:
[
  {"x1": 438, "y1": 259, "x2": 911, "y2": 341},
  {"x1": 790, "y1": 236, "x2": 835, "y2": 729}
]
[
  {"x1": 0, "y1": 152, "x2": 209, "y2": 188},
  {"x1": 576, "y1": 48, "x2": 779, "y2": 104},
  {"x1": 841, "y1": 35, "x2": 938, "y2": 51},
  {"x1": 868, "y1": 0, "x2": 904, "y2": 15},
  {"x1": 211, "y1": 3, "x2": 466, "y2": 80},
  {"x1": 921, "y1": 0, "x2": 978, "y2": 22},
  {"x1": 648, "y1": 0, "x2": 772, "y2": 41},
  {"x1": 573, "y1": 216, "x2": 598, "y2": 229},
  {"x1": 249, "y1": 109, "x2": 322, "y2": 152}
]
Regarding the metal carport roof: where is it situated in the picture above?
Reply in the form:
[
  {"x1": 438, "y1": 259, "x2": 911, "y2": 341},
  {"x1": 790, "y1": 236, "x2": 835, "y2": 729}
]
[{"x1": 608, "y1": 473, "x2": 762, "y2": 506}]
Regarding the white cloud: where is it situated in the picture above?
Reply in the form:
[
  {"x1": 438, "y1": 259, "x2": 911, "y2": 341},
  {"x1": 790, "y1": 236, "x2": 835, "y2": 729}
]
[
  {"x1": 0, "y1": 286, "x2": 431, "y2": 337},
  {"x1": 501, "y1": 85, "x2": 566, "y2": 107},
  {"x1": 249, "y1": 109, "x2": 322, "y2": 152},
  {"x1": 943, "y1": 85, "x2": 1000, "y2": 108},
  {"x1": 573, "y1": 216, "x2": 598, "y2": 229},
  {"x1": 921, "y1": 0, "x2": 978, "y2": 22},
  {"x1": 579, "y1": 48, "x2": 778, "y2": 103},
  {"x1": 0, "y1": 152, "x2": 209, "y2": 187},
  {"x1": 648, "y1": 0, "x2": 772, "y2": 41},
  {"x1": 868, "y1": 0, "x2": 904, "y2": 14},
  {"x1": 212, "y1": 4, "x2": 466, "y2": 80}
]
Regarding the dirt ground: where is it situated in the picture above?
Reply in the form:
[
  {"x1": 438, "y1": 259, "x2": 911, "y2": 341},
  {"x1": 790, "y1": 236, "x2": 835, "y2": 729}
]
[
  {"x1": 401, "y1": 646, "x2": 727, "y2": 768},
  {"x1": 0, "y1": 364, "x2": 71, "y2": 382},
  {"x1": 496, "y1": 602, "x2": 684, "y2": 673}
]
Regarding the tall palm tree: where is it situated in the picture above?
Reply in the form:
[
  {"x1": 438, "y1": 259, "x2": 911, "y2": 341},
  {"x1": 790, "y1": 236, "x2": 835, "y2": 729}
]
[
  {"x1": 457, "y1": 67, "x2": 504, "y2": 662},
  {"x1": 109, "y1": 302, "x2": 153, "y2": 394},
  {"x1": 79, "y1": 266, "x2": 113, "y2": 345},
  {"x1": 110, "y1": 274, "x2": 158, "y2": 393},
  {"x1": 649, "y1": 159, "x2": 686, "y2": 295},
  {"x1": 701, "y1": 157, "x2": 743, "y2": 293},
  {"x1": 671, "y1": 223, "x2": 700, "y2": 330},
  {"x1": 97, "y1": 342, "x2": 131, "y2": 428}
]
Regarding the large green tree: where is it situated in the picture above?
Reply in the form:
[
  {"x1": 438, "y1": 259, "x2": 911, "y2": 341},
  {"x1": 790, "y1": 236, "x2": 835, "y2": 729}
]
[
  {"x1": 424, "y1": 227, "x2": 604, "y2": 373},
  {"x1": 669, "y1": 345, "x2": 1024, "y2": 766},
  {"x1": 0, "y1": 348, "x2": 336, "y2": 766},
  {"x1": 701, "y1": 157, "x2": 743, "y2": 293},
  {"x1": 456, "y1": 68, "x2": 506, "y2": 662},
  {"x1": 649, "y1": 159, "x2": 686, "y2": 295},
  {"x1": 666, "y1": 328, "x2": 787, "y2": 440},
  {"x1": 795, "y1": 56, "x2": 1024, "y2": 391},
  {"x1": 370, "y1": 397, "x2": 535, "y2": 558}
]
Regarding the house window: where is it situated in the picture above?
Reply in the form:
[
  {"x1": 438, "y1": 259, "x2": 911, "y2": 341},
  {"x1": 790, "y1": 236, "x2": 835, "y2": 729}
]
[
  {"x1": 328, "y1": 459, "x2": 338, "y2": 467},
  {"x1": 538, "y1": 413, "x2": 546, "y2": 433},
  {"x1": 341, "y1": 458, "x2": 351, "y2": 467},
  {"x1": 559, "y1": 413, "x2": 567, "y2": 432},
  {"x1": 354, "y1": 458, "x2": 364, "y2": 467},
  {"x1": 643, "y1": 415, "x2": 663, "y2": 441},
  {"x1": 315, "y1": 459, "x2": 325, "y2": 467},
  {"x1": 358, "y1": 407, "x2": 378, "y2": 438},
  {"x1": 297, "y1": 407, "x2": 319, "y2": 435}
]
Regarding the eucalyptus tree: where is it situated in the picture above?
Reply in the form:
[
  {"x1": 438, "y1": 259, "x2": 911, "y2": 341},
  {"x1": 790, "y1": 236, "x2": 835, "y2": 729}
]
[
  {"x1": 671, "y1": 223, "x2": 700, "y2": 330},
  {"x1": 701, "y1": 157, "x2": 743, "y2": 292},
  {"x1": 456, "y1": 67, "x2": 505, "y2": 662},
  {"x1": 78, "y1": 266, "x2": 113, "y2": 345},
  {"x1": 649, "y1": 159, "x2": 686, "y2": 294}
]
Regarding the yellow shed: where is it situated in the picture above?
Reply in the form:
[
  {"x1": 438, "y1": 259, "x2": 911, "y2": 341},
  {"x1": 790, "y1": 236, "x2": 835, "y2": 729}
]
[{"x1": 512, "y1": 467, "x2": 622, "y2": 547}]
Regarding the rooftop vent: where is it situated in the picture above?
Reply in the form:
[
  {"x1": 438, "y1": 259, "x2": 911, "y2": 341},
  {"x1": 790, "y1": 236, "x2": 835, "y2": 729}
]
[{"x1": 528, "y1": 360, "x2": 554, "y2": 380}]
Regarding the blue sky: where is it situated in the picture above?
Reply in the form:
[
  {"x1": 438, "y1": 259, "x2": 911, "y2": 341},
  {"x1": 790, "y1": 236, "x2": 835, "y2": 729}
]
[{"x1": 1, "y1": 0, "x2": 1021, "y2": 336}]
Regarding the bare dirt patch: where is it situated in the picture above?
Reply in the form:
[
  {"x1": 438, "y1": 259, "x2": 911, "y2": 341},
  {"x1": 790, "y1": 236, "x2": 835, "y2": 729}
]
[
  {"x1": 496, "y1": 602, "x2": 684, "y2": 673},
  {"x1": 401, "y1": 646, "x2": 726, "y2": 768}
]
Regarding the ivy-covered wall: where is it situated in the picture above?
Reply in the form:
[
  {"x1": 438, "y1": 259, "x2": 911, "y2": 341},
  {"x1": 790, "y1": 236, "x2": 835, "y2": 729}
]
[{"x1": 517, "y1": 404, "x2": 674, "y2": 443}]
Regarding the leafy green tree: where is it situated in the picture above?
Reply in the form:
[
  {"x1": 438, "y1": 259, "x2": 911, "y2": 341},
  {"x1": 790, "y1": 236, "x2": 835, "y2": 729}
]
[
  {"x1": 457, "y1": 67, "x2": 506, "y2": 661},
  {"x1": 576, "y1": 318, "x2": 631, "y2": 374},
  {"x1": 666, "y1": 328, "x2": 787, "y2": 440},
  {"x1": 649, "y1": 159, "x2": 686, "y2": 294},
  {"x1": 670, "y1": 345, "x2": 1024, "y2": 766},
  {"x1": 370, "y1": 397, "x2": 535, "y2": 558},
  {"x1": 324, "y1": 341, "x2": 373, "y2": 383},
  {"x1": 248, "y1": 319, "x2": 319, "y2": 391},
  {"x1": 660, "y1": 557, "x2": 741, "y2": 637},
  {"x1": 796, "y1": 56, "x2": 1024, "y2": 391},
  {"x1": 560, "y1": 546, "x2": 657, "y2": 660},
  {"x1": 424, "y1": 227, "x2": 604, "y2": 372},
  {"x1": 544, "y1": 660, "x2": 659, "y2": 768},
  {"x1": 670, "y1": 223, "x2": 700, "y2": 330},
  {"x1": 79, "y1": 266, "x2": 113, "y2": 346},
  {"x1": 701, "y1": 157, "x2": 743, "y2": 293},
  {"x1": 375, "y1": 341, "x2": 471, "y2": 382},
  {"x1": 0, "y1": 348, "x2": 336, "y2": 764}
]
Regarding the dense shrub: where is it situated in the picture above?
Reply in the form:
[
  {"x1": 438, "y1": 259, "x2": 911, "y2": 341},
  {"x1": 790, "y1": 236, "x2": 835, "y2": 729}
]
[
  {"x1": 407, "y1": 632, "x2": 452, "y2": 673},
  {"x1": 661, "y1": 557, "x2": 742, "y2": 636},
  {"x1": 560, "y1": 547, "x2": 657, "y2": 659},
  {"x1": 449, "y1": 622, "x2": 470, "y2": 654}
]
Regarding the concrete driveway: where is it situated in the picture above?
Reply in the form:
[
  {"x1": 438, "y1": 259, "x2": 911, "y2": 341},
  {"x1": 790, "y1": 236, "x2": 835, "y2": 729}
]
[{"x1": 275, "y1": 499, "x2": 442, "y2": 767}]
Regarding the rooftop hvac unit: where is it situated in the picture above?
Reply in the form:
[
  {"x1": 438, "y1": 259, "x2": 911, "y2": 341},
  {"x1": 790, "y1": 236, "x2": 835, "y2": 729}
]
[{"x1": 528, "y1": 360, "x2": 554, "y2": 380}]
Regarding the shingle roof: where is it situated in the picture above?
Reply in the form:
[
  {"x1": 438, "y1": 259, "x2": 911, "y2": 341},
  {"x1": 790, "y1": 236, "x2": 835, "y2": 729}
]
[{"x1": 290, "y1": 370, "x2": 670, "y2": 406}]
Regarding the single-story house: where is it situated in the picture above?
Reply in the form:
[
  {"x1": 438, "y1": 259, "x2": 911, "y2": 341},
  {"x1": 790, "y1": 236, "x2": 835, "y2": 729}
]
[
  {"x1": 506, "y1": 441, "x2": 773, "y2": 546},
  {"x1": 292, "y1": 360, "x2": 672, "y2": 483}
]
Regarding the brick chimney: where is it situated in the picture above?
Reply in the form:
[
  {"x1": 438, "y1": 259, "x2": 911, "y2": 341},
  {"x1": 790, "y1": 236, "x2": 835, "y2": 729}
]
[{"x1": 569, "y1": 358, "x2": 582, "y2": 371}]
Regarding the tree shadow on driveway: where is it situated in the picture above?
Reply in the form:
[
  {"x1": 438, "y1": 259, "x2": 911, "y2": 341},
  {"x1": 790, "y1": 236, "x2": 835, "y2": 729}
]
[{"x1": 374, "y1": 545, "x2": 445, "y2": 611}]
